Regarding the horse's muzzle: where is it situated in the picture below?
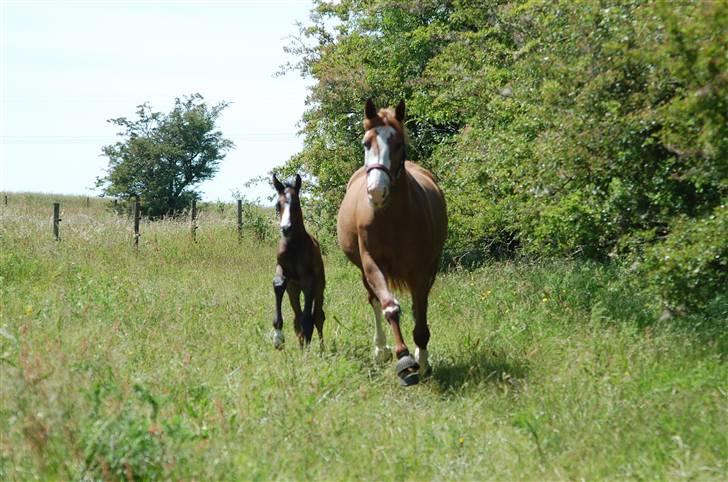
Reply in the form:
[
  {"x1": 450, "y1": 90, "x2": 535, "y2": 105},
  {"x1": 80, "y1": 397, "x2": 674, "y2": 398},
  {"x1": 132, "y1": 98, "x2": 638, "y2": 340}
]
[{"x1": 367, "y1": 185, "x2": 389, "y2": 208}]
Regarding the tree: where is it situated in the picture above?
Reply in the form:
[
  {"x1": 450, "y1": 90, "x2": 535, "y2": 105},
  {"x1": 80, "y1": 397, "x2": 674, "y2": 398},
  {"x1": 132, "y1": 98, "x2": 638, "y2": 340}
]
[
  {"x1": 280, "y1": 0, "x2": 727, "y2": 312},
  {"x1": 96, "y1": 93, "x2": 234, "y2": 217}
]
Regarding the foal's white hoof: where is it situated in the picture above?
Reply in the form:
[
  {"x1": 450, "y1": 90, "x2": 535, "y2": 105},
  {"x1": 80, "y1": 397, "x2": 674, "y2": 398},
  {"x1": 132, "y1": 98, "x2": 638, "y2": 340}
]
[
  {"x1": 272, "y1": 329, "x2": 285, "y2": 349},
  {"x1": 374, "y1": 345, "x2": 392, "y2": 364}
]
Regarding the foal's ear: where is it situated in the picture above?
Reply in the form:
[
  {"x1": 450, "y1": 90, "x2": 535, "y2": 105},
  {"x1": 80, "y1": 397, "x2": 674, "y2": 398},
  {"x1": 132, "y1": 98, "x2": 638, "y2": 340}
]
[
  {"x1": 395, "y1": 99, "x2": 406, "y2": 123},
  {"x1": 294, "y1": 174, "x2": 302, "y2": 192},
  {"x1": 272, "y1": 174, "x2": 285, "y2": 194},
  {"x1": 365, "y1": 98, "x2": 378, "y2": 120}
]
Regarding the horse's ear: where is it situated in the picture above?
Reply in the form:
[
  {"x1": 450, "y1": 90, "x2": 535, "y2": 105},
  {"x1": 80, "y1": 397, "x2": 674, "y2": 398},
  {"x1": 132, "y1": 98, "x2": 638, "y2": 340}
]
[
  {"x1": 273, "y1": 174, "x2": 285, "y2": 194},
  {"x1": 365, "y1": 98, "x2": 378, "y2": 120},
  {"x1": 395, "y1": 99, "x2": 406, "y2": 123},
  {"x1": 294, "y1": 174, "x2": 302, "y2": 192}
]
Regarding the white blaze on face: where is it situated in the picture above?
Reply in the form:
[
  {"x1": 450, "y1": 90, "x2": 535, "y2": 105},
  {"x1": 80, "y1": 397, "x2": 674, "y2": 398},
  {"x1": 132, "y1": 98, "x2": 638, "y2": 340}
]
[
  {"x1": 279, "y1": 192, "x2": 292, "y2": 233},
  {"x1": 365, "y1": 126, "x2": 396, "y2": 206}
]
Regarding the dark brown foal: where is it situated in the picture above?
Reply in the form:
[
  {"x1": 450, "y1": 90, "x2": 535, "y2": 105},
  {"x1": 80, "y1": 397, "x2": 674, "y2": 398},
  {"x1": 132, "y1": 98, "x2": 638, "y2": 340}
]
[{"x1": 272, "y1": 173, "x2": 326, "y2": 348}]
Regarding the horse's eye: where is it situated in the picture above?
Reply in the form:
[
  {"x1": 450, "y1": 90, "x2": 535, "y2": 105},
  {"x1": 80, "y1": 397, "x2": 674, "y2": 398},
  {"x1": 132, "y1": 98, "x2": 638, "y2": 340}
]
[
  {"x1": 275, "y1": 203, "x2": 281, "y2": 214},
  {"x1": 363, "y1": 139, "x2": 371, "y2": 150}
]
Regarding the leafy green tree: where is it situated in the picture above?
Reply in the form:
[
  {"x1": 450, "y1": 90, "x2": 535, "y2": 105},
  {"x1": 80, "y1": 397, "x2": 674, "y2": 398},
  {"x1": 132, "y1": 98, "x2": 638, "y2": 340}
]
[
  {"x1": 96, "y1": 94, "x2": 234, "y2": 217},
  {"x1": 282, "y1": 0, "x2": 727, "y2": 312}
]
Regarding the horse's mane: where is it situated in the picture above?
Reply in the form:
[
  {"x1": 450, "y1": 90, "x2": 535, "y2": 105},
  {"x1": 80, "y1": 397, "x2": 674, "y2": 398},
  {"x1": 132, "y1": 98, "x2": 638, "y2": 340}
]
[{"x1": 364, "y1": 108, "x2": 406, "y2": 139}]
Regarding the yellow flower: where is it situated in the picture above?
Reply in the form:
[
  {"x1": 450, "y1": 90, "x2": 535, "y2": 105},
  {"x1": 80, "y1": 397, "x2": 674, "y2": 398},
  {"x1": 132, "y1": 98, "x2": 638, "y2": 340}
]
[{"x1": 25, "y1": 305, "x2": 33, "y2": 316}]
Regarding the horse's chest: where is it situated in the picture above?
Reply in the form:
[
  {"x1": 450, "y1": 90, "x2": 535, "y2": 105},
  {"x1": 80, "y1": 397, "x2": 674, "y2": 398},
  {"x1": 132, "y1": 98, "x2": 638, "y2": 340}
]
[{"x1": 278, "y1": 251, "x2": 309, "y2": 281}]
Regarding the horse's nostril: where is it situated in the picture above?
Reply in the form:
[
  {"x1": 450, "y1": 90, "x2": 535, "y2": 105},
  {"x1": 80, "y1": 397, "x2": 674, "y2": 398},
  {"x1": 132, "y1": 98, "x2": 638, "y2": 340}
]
[{"x1": 367, "y1": 186, "x2": 388, "y2": 204}]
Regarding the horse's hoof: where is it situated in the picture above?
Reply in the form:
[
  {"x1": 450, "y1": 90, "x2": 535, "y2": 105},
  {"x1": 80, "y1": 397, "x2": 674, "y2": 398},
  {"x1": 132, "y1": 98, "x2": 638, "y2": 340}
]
[
  {"x1": 272, "y1": 329, "x2": 285, "y2": 349},
  {"x1": 396, "y1": 355, "x2": 420, "y2": 387},
  {"x1": 400, "y1": 371, "x2": 420, "y2": 386}
]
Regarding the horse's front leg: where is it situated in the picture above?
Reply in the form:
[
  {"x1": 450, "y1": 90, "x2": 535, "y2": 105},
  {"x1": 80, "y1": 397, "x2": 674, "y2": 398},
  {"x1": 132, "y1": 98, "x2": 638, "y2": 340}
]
[
  {"x1": 272, "y1": 265, "x2": 287, "y2": 349},
  {"x1": 360, "y1": 247, "x2": 419, "y2": 385},
  {"x1": 411, "y1": 280, "x2": 433, "y2": 378}
]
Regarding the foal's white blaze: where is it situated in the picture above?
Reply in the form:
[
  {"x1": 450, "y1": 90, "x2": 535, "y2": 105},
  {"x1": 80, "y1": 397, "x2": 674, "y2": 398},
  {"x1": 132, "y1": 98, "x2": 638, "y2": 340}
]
[
  {"x1": 365, "y1": 126, "x2": 396, "y2": 206},
  {"x1": 279, "y1": 192, "x2": 292, "y2": 234}
]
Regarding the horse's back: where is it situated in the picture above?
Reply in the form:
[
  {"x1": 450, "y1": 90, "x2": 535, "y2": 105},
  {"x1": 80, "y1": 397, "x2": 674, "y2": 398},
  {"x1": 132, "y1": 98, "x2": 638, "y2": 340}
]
[{"x1": 406, "y1": 162, "x2": 448, "y2": 266}]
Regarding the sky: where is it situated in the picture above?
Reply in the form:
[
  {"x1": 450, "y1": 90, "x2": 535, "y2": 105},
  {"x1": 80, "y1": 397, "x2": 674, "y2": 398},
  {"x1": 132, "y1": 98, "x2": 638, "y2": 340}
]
[{"x1": 0, "y1": 0, "x2": 315, "y2": 203}]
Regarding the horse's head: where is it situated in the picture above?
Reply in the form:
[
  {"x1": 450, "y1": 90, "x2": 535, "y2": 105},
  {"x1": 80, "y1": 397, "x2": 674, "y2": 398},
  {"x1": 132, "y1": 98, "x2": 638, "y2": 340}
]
[
  {"x1": 273, "y1": 173, "x2": 302, "y2": 239},
  {"x1": 363, "y1": 98, "x2": 407, "y2": 209}
]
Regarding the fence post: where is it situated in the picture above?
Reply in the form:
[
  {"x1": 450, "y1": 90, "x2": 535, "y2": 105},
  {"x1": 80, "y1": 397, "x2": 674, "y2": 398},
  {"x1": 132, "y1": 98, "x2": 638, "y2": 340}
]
[
  {"x1": 133, "y1": 199, "x2": 141, "y2": 248},
  {"x1": 86, "y1": 197, "x2": 90, "y2": 208},
  {"x1": 53, "y1": 202, "x2": 61, "y2": 241},
  {"x1": 237, "y1": 199, "x2": 243, "y2": 243},
  {"x1": 3, "y1": 194, "x2": 7, "y2": 206},
  {"x1": 190, "y1": 199, "x2": 197, "y2": 242}
]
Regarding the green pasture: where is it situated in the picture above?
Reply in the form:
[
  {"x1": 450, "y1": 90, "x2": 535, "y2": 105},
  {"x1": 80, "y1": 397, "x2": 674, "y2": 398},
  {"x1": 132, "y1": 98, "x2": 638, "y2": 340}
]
[{"x1": 0, "y1": 194, "x2": 725, "y2": 480}]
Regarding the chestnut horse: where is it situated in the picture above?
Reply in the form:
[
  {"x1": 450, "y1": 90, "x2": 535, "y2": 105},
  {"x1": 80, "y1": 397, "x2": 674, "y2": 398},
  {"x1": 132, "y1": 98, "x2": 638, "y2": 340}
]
[
  {"x1": 272, "y1": 173, "x2": 326, "y2": 348},
  {"x1": 337, "y1": 99, "x2": 447, "y2": 386}
]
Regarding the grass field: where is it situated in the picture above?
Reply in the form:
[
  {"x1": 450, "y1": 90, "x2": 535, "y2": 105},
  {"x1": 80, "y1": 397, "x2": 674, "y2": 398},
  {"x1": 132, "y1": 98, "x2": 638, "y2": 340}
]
[{"x1": 1, "y1": 193, "x2": 726, "y2": 480}]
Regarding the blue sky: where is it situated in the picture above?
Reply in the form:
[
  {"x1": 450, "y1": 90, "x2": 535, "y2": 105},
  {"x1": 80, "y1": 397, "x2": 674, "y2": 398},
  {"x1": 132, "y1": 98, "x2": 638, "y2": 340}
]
[{"x1": 1, "y1": 0, "x2": 314, "y2": 202}]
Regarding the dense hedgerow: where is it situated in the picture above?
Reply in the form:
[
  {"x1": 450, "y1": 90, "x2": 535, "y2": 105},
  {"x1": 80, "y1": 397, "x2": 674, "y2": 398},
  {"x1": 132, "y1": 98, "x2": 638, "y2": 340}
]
[{"x1": 280, "y1": 0, "x2": 727, "y2": 313}]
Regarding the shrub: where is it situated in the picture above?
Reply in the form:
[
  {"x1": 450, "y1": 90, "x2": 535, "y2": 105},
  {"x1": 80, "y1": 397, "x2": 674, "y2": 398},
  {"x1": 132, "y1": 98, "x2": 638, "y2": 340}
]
[{"x1": 640, "y1": 203, "x2": 727, "y2": 313}]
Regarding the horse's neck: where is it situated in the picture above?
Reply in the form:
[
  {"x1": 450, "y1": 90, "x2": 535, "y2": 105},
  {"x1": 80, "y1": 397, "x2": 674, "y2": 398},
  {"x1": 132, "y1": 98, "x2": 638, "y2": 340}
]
[
  {"x1": 388, "y1": 169, "x2": 411, "y2": 207},
  {"x1": 288, "y1": 223, "x2": 309, "y2": 244}
]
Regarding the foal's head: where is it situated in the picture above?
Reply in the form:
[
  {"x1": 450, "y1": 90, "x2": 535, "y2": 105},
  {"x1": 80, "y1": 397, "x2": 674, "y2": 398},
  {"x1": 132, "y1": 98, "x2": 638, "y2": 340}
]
[
  {"x1": 273, "y1": 173, "x2": 303, "y2": 239},
  {"x1": 363, "y1": 98, "x2": 407, "y2": 208}
]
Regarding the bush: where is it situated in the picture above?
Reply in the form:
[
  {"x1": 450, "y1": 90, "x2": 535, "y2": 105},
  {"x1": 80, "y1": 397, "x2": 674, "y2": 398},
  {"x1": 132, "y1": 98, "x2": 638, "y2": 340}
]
[{"x1": 641, "y1": 203, "x2": 727, "y2": 313}]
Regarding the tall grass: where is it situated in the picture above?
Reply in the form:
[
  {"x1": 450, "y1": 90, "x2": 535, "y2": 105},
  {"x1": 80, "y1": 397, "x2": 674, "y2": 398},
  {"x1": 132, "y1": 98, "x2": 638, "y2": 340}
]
[{"x1": 0, "y1": 193, "x2": 725, "y2": 480}]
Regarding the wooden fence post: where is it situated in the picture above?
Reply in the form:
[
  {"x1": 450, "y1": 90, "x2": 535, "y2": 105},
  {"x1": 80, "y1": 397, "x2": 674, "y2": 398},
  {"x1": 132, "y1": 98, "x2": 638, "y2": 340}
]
[
  {"x1": 86, "y1": 197, "x2": 90, "y2": 208},
  {"x1": 53, "y1": 202, "x2": 61, "y2": 241},
  {"x1": 133, "y1": 199, "x2": 141, "y2": 248},
  {"x1": 3, "y1": 194, "x2": 7, "y2": 206},
  {"x1": 237, "y1": 199, "x2": 243, "y2": 243},
  {"x1": 190, "y1": 199, "x2": 197, "y2": 242}
]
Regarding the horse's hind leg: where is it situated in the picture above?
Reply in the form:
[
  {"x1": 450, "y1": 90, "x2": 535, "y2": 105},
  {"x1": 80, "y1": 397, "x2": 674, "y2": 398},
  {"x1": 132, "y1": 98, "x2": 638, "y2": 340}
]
[
  {"x1": 411, "y1": 281, "x2": 432, "y2": 378},
  {"x1": 272, "y1": 265, "x2": 287, "y2": 348},
  {"x1": 300, "y1": 284, "x2": 316, "y2": 345},
  {"x1": 363, "y1": 276, "x2": 391, "y2": 363},
  {"x1": 313, "y1": 282, "x2": 326, "y2": 348},
  {"x1": 286, "y1": 281, "x2": 304, "y2": 347}
]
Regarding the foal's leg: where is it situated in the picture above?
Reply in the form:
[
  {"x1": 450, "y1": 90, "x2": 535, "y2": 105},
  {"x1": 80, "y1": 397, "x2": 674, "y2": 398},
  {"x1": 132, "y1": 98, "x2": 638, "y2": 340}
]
[
  {"x1": 300, "y1": 283, "x2": 316, "y2": 345},
  {"x1": 363, "y1": 277, "x2": 391, "y2": 363},
  {"x1": 272, "y1": 265, "x2": 287, "y2": 348},
  {"x1": 286, "y1": 281, "x2": 304, "y2": 347},
  {"x1": 411, "y1": 281, "x2": 432, "y2": 378},
  {"x1": 313, "y1": 281, "x2": 326, "y2": 348}
]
